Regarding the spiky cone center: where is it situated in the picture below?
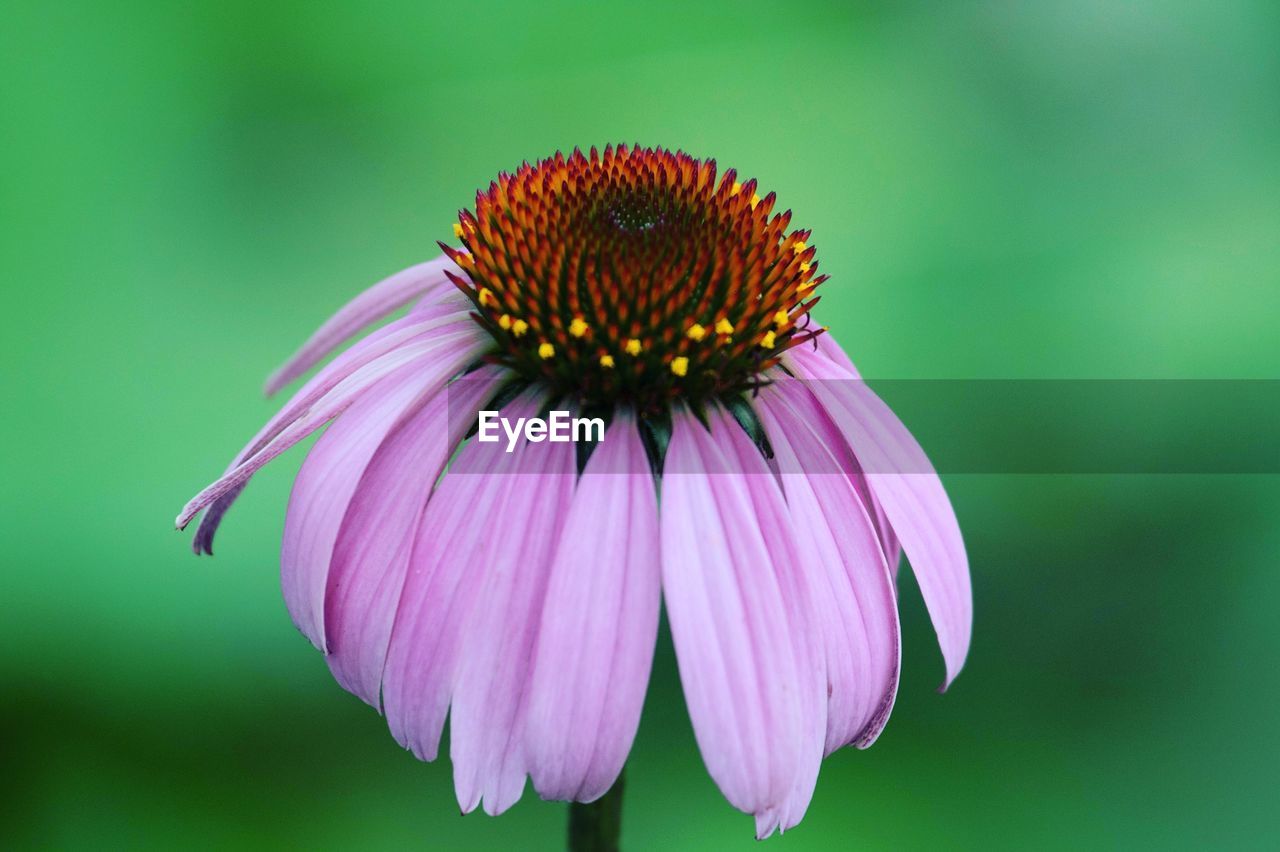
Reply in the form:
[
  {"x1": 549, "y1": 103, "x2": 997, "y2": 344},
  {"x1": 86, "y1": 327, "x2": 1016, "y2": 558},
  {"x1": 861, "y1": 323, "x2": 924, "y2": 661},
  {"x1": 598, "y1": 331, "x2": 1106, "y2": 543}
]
[{"x1": 444, "y1": 144, "x2": 827, "y2": 415}]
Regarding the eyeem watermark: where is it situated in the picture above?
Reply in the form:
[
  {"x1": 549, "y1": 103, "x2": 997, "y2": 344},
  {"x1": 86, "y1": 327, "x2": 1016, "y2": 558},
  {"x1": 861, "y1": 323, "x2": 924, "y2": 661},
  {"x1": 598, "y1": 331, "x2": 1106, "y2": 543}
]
[{"x1": 477, "y1": 410, "x2": 605, "y2": 453}]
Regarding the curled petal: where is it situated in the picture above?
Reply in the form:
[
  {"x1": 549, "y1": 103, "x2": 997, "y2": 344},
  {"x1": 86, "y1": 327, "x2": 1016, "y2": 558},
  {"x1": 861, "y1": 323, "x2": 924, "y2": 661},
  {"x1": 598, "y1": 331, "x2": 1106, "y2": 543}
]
[{"x1": 178, "y1": 317, "x2": 486, "y2": 550}]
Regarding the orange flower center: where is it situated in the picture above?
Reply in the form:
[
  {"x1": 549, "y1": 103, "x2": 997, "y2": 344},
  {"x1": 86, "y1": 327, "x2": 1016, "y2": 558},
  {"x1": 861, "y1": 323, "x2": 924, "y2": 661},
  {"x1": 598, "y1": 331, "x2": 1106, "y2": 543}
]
[{"x1": 445, "y1": 144, "x2": 825, "y2": 414}]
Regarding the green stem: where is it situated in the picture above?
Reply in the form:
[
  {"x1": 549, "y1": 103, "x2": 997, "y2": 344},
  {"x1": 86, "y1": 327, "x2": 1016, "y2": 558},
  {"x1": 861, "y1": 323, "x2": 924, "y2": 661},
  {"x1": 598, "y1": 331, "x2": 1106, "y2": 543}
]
[{"x1": 567, "y1": 771, "x2": 625, "y2": 852}]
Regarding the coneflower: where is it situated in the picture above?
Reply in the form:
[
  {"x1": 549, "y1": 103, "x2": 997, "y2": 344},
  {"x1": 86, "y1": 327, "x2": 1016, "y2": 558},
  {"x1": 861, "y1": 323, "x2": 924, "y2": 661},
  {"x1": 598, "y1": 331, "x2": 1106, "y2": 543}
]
[{"x1": 178, "y1": 144, "x2": 970, "y2": 841}]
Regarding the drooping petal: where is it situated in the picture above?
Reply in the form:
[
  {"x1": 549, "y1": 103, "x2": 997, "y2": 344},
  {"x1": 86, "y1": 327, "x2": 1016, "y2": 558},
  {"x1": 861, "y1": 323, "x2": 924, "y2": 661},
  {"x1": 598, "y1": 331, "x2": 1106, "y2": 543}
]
[
  {"x1": 793, "y1": 334, "x2": 901, "y2": 574},
  {"x1": 379, "y1": 398, "x2": 576, "y2": 817},
  {"x1": 712, "y1": 409, "x2": 827, "y2": 838},
  {"x1": 380, "y1": 423, "x2": 522, "y2": 764},
  {"x1": 786, "y1": 342, "x2": 972, "y2": 688},
  {"x1": 177, "y1": 319, "x2": 486, "y2": 541},
  {"x1": 660, "y1": 410, "x2": 810, "y2": 825},
  {"x1": 179, "y1": 312, "x2": 485, "y2": 552},
  {"x1": 790, "y1": 335, "x2": 904, "y2": 570},
  {"x1": 323, "y1": 366, "x2": 506, "y2": 705},
  {"x1": 245, "y1": 314, "x2": 461, "y2": 470},
  {"x1": 264, "y1": 254, "x2": 465, "y2": 396},
  {"x1": 280, "y1": 363, "x2": 453, "y2": 650},
  {"x1": 755, "y1": 382, "x2": 901, "y2": 752},
  {"x1": 448, "y1": 418, "x2": 578, "y2": 816},
  {"x1": 185, "y1": 314, "x2": 438, "y2": 552},
  {"x1": 525, "y1": 416, "x2": 661, "y2": 803}
]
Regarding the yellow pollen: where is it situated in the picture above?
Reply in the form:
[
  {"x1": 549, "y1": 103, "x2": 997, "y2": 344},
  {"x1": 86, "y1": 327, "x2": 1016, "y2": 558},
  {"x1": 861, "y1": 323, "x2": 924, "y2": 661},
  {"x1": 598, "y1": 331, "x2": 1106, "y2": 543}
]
[
  {"x1": 452, "y1": 222, "x2": 465, "y2": 238},
  {"x1": 750, "y1": 192, "x2": 761, "y2": 210},
  {"x1": 798, "y1": 281, "x2": 816, "y2": 293},
  {"x1": 773, "y1": 309, "x2": 790, "y2": 328},
  {"x1": 538, "y1": 342, "x2": 555, "y2": 359},
  {"x1": 569, "y1": 317, "x2": 589, "y2": 338},
  {"x1": 800, "y1": 261, "x2": 811, "y2": 274},
  {"x1": 731, "y1": 181, "x2": 742, "y2": 196},
  {"x1": 511, "y1": 319, "x2": 529, "y2": 337},
  {"x1": 715, "y1": 317, "x2": 735, "y2": 335},
  {"x1": 599, "y1": 354, "x2": 615, "y2": 368},
  {"x1": 478, "y1": 288, "x2": 496, "y2": 307},
  {"x1": 498, "y1": 314, "x2": 512, "y2": 330},
  {"x1": 670, "y1": 356, "x2": 689, "y2": 377},
  {"x1": 686, "y1": 323, "x2": 708, "y2": 341},
  {"x1": 760, "y1": 330, "x2": 777, "y2": 349},
  {"x1": 792, "y1": 240, "x2": 807, "y2": 255},
  {"x1": 456, "y1": 252, "x2": 472, "y2": 265},
  {"x1": 624, "y1": 338, "x2": 642, "y2": 356}
]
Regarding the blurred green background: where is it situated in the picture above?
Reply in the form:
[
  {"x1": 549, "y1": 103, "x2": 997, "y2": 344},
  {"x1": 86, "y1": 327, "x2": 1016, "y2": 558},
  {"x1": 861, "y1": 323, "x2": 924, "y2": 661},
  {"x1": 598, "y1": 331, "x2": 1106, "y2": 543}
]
[{"x1": 3, "y1": 1, "x2": 1278, "y2": 849}]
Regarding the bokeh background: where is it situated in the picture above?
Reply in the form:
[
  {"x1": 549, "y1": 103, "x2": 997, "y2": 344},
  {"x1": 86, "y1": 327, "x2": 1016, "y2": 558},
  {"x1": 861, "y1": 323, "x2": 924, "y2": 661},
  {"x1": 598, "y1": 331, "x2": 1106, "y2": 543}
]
[{"x1": 3, "y1": 1, "x2": 1278, "y2": 848}]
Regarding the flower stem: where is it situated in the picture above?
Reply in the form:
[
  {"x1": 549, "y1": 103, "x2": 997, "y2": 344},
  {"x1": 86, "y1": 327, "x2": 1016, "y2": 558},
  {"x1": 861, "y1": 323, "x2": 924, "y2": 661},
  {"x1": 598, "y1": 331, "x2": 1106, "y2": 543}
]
[{"x1": 567, "y1": 771, "x2": 625, "y2": 852}]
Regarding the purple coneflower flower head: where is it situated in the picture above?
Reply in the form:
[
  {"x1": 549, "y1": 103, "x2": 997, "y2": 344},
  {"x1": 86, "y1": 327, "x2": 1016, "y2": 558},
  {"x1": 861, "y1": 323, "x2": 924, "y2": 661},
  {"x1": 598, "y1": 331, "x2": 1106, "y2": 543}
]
[{"x1": 178, "y1": 145, "x2": 971, "y2": 838}]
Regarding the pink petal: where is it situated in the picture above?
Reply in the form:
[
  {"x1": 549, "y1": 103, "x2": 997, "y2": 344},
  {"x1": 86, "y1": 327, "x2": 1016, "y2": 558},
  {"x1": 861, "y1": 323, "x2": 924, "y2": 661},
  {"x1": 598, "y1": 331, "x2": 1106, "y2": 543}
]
[
  {"x1": 448, "y1": 415, "x2": 578, "y2": 816},
  {"x1": 786, "y1": 342, "x2": 972, "y2": 689},
  {"x1": 248, "y1": 315, "x2": 456, "y2": 469},
  {"x1": 525, "y1": 416, "x2": 661, "y2": 803},
  {"x1": 323, "y1": 366, "x2": 506, "y2": 705},
  {"x1": 713, "y1": 409, "x2": 827, "y2": 837},
  {"x1": 811, "y1": 329, "x2": 859, "y2": 377},
  {"x1": 263, "y1": 254, "x2": 465, "y2": 396},
  {"x1": 874, "y1": 499, "x2": 902, "y2": 580},
  {"x1": 184, "y1": 315, "x2": 441, "y2": 552},
  {"x1": 280, "y1": 363, "x2": 451, "y2": 650},
  {"x1": 660, "y1": 410, "x2": 810, "y2": 823},
  {"x1": 177, "y1": 320, "x2": 485, "y2": 539},
  {"x1": 379, "y1": 397, "x2": 577, "y2": 816},
  {"x1": 795, "y1": 333, "x2": 901, "y2": 574},
  {"x1": 380, "y1": 423, "x2": 524, "y2": 764},
  {"x1": 755, "y1": 382, "x2": 901, "y2": 752},
  {"x1": 179, "y1": 312, "x2": 485, "y2": 552}
]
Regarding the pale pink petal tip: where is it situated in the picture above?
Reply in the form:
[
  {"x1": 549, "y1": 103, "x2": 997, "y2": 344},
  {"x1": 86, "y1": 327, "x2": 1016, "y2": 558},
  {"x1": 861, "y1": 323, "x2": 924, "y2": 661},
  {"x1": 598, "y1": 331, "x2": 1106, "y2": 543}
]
[
  {"x1": 263, "y1": 254, "x2": 463, "y2": 396},
  {"x1": 755, "y1": 809, "x2": 780, "y2": 840}
]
